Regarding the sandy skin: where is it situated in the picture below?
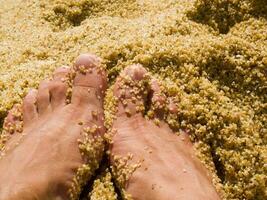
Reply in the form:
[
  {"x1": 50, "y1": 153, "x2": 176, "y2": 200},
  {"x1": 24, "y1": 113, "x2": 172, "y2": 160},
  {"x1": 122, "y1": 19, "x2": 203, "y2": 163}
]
[
  {"x1": 0, "y1": 54, "x2": 107, "y2": 199},
  {"x1": 109, "y1": 65, "x2": 221, "y2": 200},
  {"x1": 0, "y1": 54, "x2": 220, "y2": 200}
]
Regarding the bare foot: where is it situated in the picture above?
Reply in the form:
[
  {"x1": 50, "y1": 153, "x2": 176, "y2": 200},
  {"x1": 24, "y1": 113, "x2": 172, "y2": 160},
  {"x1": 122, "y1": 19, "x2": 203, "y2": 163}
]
[
  {"x1": 0, "y1": 54, "x2": 107, "y2": 200},
  {"x1": 109, "y1": 65, "x2": 221, "y2": 200}
]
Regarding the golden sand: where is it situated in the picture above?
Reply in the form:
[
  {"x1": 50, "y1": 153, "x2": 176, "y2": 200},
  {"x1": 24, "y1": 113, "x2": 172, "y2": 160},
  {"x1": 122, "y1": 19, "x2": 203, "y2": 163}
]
[
  {"x1": 90, "y1": 169, "x2": 117, "y2": 200},
  {"x1": 0, "y1": 0, "x2": 266, "y2": 199}
]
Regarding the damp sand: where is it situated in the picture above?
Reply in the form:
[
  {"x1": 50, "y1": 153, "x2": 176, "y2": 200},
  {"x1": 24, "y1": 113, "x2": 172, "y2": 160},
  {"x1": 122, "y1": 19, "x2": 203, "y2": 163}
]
[{"x1": 0, "y1": 0, "x2": 266, "y2": 199}]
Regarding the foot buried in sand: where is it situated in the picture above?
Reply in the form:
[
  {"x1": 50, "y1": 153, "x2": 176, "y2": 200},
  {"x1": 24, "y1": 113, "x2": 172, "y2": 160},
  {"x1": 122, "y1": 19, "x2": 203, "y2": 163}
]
[
  {"x1": 0, "y1": 53, "x2": 107, "y2": 200},
  {"x1": 109, "y1": 64, "x2": 221, "y2": 200},
  {"x1": 0, "y1": 54, "x2": 221, "y2": 200}
]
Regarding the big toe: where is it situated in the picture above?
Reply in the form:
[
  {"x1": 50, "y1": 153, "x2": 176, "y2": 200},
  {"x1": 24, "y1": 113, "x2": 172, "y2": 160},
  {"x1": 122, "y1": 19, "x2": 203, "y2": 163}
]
[
  {"x1": 113, "y1": 64, "x2": 149, "y2": 119},
  {"x1": 71, "y1": 53, "x2": 107, "y2": 108}
]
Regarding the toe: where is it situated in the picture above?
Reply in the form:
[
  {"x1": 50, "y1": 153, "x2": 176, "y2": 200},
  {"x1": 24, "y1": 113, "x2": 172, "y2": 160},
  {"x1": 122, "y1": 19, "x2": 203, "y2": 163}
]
[
  {"x1": 23, "y1": 89, "x2": 38, "y2": 127},
  {"x1": 36, "y1": 80, "x2": 51, "y2": 115},
  {"x1": 49, "y1": 66, "x2": 70, "y2": 109},
  {"x1": 168, "y1": 98, "x2": 178, "y2": 114},
  {"x1": 166, "y1": 97, "x2": 180, "y2": 130},
  {"x1": 113, "y1": 64, "x2": 149, "y2": 118},
  {"x1": 3, "y1": 104, "x2": 23, "y2": 135},
  {"x1": 71, "y1": 53, "x2": 107, "y2": 107},
  {"x1": 149, "y1": 79, "x2": 167, "y2": 120},
  {"x1": 1, "y1": 104, "x2": 23, "y2": 153},
  {"x1": 52, "y1": 66, "x2": 70, "y2": 81}
]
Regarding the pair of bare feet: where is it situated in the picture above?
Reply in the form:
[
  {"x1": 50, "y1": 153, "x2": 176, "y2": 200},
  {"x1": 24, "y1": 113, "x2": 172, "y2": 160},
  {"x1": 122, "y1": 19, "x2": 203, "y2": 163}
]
[{"x1": 0, "y1": 54, "x2": 221, "y2": 200}]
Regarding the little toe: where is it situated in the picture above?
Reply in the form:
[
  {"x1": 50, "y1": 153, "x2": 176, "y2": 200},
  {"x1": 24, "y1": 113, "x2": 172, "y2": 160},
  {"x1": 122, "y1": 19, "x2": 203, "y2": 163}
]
[
  {"x1": 71, "y1": 53, "x2": 107, "y2": 107},
  {"x1": 113, "y1": 64, "x2": 149, "y2": 118},
  {"x1": 165, "y1": 97, "x2": 181, "y2": 130},
  {"x1": 0, "y1": 104, "x2": 23, "y2": 154},
  {"x1": 23, "y1": 89, "x2": 38, "y2": 127},
  {"x1": 36, "y1": 80, "x2": 52, "y2": 115},
  {"x1": 168, "y1": 97, "x2": 178, "y2": 114},
  {"x1": 149, "y1": 79, "x2": 167, "y2": 120},
  {"x1": 3, "y1": 104, "x2": 23, "y2": 135},
  {"x1": 49, "y1": 66, "x2": 70, "y2": 109}
]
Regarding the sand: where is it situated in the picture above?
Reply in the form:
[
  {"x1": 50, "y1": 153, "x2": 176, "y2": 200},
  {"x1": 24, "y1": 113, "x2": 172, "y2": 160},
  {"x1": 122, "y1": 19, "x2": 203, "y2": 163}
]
[{"x1": 0, "y1": 0, "x2": 266, "y2": 199}]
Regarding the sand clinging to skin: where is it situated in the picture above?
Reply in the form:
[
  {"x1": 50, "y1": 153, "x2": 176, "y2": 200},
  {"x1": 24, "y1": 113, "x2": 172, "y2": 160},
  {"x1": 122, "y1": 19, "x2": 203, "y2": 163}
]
[{"x1": 0, "y1": 0, "x2": 266, "y2": 199}]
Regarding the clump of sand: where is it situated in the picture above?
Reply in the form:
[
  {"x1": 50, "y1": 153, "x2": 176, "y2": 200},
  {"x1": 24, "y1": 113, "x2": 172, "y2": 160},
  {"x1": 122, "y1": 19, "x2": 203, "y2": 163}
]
[
  {"x1": 188, "y1": 0, "x2": 267, "y2": 34},
  {"x1": 0, "y1": 0, "x2": 266, "y2": 199},
  {"x1": 89, "y1": 169, "x2": 117, "y2": 200}
]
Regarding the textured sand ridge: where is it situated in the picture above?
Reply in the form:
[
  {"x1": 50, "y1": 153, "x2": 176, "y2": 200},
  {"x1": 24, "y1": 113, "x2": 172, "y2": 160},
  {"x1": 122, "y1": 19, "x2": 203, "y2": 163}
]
[{"x1": 0, "y1": 0, "x2": 266, "y2": 199}]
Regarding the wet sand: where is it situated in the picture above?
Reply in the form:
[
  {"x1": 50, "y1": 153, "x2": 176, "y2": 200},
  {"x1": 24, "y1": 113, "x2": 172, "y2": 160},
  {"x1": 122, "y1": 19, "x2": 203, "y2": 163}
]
[{"x1": 0, "y1": 0, "x2": 266, "y2": 199}]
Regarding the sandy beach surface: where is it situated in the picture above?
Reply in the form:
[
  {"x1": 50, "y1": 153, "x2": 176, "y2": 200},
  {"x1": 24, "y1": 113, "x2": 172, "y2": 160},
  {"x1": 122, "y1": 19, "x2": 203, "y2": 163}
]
[{"x1": 0, "y1": 0, "x2": 266, "y2": 199}]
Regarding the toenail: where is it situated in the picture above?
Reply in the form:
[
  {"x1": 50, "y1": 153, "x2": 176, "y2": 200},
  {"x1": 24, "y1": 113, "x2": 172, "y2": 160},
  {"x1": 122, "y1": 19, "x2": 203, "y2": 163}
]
[
  {"x1": 75, "y1": 53, "x2": 100, "y2": 68},
  {"x1": 29, "y1": 88, "x2": 37, "y2": 93},
  {"x1": 123, "y1": 64, "x2": 147, "y2": 81},
  {"x1": 62, "y1": 65, "x2": 70, "y2": 69},
  {"x1": 153, "y1": 94, "x2": 165, "y2": 106}
]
